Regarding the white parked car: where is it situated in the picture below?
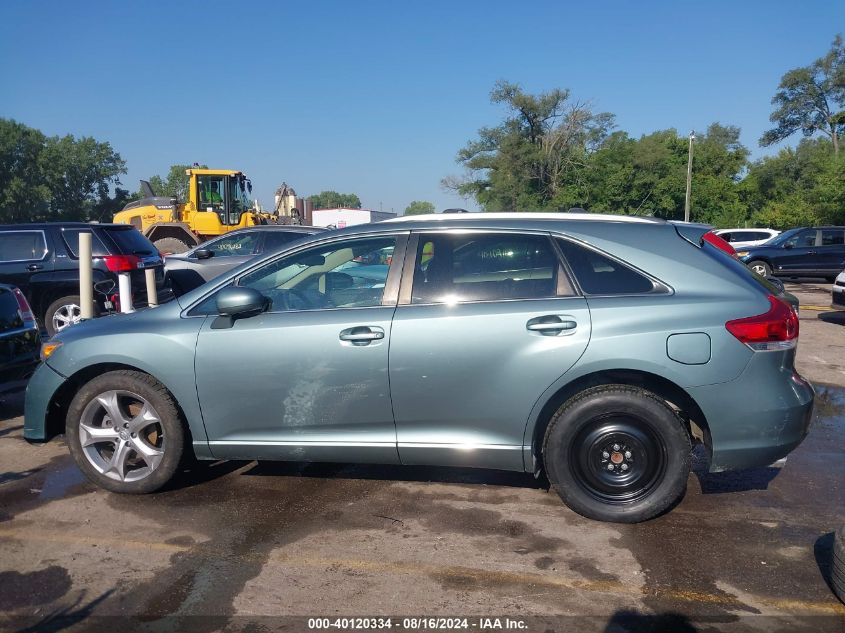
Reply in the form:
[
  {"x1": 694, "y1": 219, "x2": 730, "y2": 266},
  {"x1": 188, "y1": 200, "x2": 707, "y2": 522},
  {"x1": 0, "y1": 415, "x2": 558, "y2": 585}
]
[
  {"x1": 833, "y1": 269, "x2": 845, "y2": 308},
  {"x1": 714, "y1": 228, "x2": 780, "y2": 249}
]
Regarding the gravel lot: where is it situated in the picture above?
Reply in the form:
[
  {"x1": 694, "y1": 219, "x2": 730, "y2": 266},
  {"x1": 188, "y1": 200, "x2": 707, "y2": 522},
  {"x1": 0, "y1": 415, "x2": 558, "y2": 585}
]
[{"x1": 1, "y1": 283, "x2": 844, "y2": 632}]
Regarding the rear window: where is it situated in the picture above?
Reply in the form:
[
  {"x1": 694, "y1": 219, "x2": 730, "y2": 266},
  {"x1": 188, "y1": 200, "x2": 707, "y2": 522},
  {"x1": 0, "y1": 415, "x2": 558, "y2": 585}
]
[
  {"x1": 556, "y1": 238, "x2": 655, "y2": 295},
  {"x1": 0, "y1": 287, "x2": 23, "y2": 332},
  {"x1": 0, "y1": 231, "x2": 47, "y2": 262},
  {"x1": 102, "y1": 227, "x2": 157, "y2": 255},
  {"x1": 61, "y1": 229, "x2": 110, "y2": 257}
]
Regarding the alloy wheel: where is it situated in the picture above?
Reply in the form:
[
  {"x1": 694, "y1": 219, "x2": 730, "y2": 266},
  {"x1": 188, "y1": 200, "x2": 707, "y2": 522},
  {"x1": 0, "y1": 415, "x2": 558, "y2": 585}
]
[
  {"x1": 52, "y1": 303, "x2": 82, "y2": 332},
  {"x1": 78, "y1": 390, "x2": 165, "y2": 483}
]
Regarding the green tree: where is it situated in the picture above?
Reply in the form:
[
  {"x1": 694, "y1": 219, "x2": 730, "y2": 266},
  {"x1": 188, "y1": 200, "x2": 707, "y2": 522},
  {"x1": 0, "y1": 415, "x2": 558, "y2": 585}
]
[
  {"x1": 309, "y1": 191, "x2": 362, "y2": 209},
  {"x1": 761, "y1": 34, "x2": 845, "y2": 154},
  {"x1": 42, "y1": 133, "x2": 127, "y2": 220},
  {"x1": 0, "y1": 118, "x2": 126, "y2": 223},
  {"x1": 444, "y1": 80, "x2": 615, "y2": 211},
  {"x1": 403, "y1": 200, "x2": 435, "y2": 215},
  {"x1": 0, "y1": 119, "x2": 50, "y2": 223}
]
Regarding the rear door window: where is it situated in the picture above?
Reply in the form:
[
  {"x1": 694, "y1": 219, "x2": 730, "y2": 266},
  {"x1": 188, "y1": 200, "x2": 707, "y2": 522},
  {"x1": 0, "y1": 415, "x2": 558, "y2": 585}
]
[
  {"x1": 410, "y1": 233, "x2": 569, "y2": 304},
  {"x1": 821, "y1": 230, "x2": 844, "y2": 246},
  {"x1": 556, "y1": 238, "x2": 656, "y2": 295},
  {"x1": 0, "y1": 231, "x2": 47, "y2": 262},
  {"x1": 261, "y1": 230, "x2": 310, "y2": 253}
]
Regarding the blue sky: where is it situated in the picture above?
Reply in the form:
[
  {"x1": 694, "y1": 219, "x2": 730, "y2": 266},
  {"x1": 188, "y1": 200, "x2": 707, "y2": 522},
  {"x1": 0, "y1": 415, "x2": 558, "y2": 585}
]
[{"x1": 2, "y1": 1, "x2": 843, "y2": 214}]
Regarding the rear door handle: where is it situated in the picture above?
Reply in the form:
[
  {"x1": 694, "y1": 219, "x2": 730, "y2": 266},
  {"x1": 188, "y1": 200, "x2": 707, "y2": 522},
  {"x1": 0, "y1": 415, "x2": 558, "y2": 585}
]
[
  {"x1": 339, "y1": 326, "x2": 385, "y2": 345},
  {"x1": 26, "y1": 264, "x2": 43, "y2": 271},
  {"x1": 526, "y1": 315, "x2": 577, "y2": 336}
]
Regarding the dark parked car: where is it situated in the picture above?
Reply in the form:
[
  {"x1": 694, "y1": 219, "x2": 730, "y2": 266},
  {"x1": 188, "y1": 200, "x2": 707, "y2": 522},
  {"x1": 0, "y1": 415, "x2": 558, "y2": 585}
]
[
  {"x1": 164, "y1": 225, "x2": 324, "y2": 295},
  {"x1": 26, "y1": 213, "x2": 814, "y2": 523},
  {"x1": 0, "y1": 283, "x2": 40, "y2": 395},
  {"x1": 738, "y1": 226, "x2": 845, "y2": 281},
  {"x1": 0, "y1": 223, "x2": 170, "y2": 335}
]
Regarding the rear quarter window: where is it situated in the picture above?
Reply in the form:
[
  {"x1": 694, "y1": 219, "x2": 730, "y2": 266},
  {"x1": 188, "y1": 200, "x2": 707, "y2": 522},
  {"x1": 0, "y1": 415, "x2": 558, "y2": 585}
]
[
  {"x1": 556, "y1": 238, "x2": 656, "y2": 295},
  {"x1": 61, "y1": 229, "x2": 110, "y2": 257},
  {"x1": 102, "y1": 227, "x2": 157, "y2": 255}
]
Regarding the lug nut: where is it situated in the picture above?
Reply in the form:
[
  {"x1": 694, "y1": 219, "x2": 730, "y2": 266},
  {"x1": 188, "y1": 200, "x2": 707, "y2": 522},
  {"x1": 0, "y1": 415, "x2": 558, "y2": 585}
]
[
  {"x1": 612, "y1": 444, "x2": 621, "y2": 451},
  {"x1": 607, "y1": 464, "x2": 615, "y2": 471},
  {"x1": 624, "y1": 451, "x2": 632, "y2": 459},
  {"x1": 621, "y1": 464, "x2": 629, "y2": 471},
  {"x1": 602, "y1": 451, "x2": 610, "y2": 459}
]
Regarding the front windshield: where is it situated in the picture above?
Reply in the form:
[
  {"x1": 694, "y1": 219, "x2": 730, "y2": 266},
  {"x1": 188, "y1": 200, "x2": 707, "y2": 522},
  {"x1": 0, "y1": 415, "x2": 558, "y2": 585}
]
[{"x1": 765, "y1": 228, "x2": 800, "y2": 247}]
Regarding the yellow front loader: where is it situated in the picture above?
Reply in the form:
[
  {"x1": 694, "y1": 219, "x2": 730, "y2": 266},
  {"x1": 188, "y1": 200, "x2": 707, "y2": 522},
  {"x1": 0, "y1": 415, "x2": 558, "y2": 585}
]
[{"x1": 114, "y1": 168, "x2": 277, "y2": 253}]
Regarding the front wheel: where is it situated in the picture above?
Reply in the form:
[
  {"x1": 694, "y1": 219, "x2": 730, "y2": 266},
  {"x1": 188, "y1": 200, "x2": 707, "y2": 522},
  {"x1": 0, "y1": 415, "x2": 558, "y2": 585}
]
[
  {"x1": 65, "y1": 370, "x2": 185, "y2": 494},
  {"x1": 747, "y1": 260, "x2": 771, "y2": 277},
  {"x1": 543, "y1": 385, "x2": 691, "y2": 523}
]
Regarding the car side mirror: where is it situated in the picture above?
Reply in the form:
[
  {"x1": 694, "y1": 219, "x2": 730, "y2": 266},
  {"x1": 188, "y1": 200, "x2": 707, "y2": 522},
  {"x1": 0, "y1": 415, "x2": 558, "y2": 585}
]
[
  {"x1": 783, "y1": 243, "x2": 793, "y2": 250},
  {"x1": 212, "y1": 286, "x2": 268, "y2": 329},
  {"x1": 195, "y1": 248, "x2": 213, "y2": 260}
]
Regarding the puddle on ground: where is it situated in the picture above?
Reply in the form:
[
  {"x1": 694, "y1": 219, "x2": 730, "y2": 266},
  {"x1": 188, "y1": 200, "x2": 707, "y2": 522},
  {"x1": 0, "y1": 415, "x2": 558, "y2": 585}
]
[
  {"x1": 813, "y1": 383, "x2": 845, "y2": 427},
  {"x1": 39, "y1": 460, "x2": 87, "y2": 501}
]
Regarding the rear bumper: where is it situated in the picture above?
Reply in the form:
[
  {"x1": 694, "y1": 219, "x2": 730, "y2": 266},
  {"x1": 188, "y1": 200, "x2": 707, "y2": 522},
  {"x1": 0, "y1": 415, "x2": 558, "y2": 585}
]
[
  {"x1": 23, "y1": 362, "x2": 67, "y2": 442},
  {"x1": 688, "y1": 352, "x2": 814, "y2": 472},
  {"x1": 833, "y1": 285, "x2": 845, "y2": 307}
]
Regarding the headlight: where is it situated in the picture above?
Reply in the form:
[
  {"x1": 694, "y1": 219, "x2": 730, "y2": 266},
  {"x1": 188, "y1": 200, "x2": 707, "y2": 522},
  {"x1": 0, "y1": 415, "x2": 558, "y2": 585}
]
[{"x1": 40, "y1": 341, "x2": 63, "y2": 361}]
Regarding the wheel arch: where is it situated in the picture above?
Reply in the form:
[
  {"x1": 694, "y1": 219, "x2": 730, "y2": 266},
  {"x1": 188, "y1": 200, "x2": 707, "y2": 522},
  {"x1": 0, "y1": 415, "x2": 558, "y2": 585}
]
[
  {"x1": 525, "y1": 368, "x2": 711, "y2": 473},
  {"x1": 44, "y1": 362, "x2": 196, "y2": 457}
]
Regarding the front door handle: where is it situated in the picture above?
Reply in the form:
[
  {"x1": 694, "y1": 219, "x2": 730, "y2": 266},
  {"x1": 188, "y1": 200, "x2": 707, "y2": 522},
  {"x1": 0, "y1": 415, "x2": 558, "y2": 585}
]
[
  {"x1": 339, "y1": 326, "x2": 385, "y2": 345},
  {"x1": 526, "y1": 315, "x2": 577, "y2": 336},
  {"x1": 26, "y1": 264, "x2": 43, "y2": 271}
]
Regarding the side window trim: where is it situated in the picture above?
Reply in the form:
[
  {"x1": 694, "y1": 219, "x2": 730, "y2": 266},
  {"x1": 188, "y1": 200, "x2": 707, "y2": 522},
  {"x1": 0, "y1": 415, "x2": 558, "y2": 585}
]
[
  {"x1": 553, "y1": 234, "x2": 672, "y2": 297},
  {"x1": 0, "y1": 230, "x2": 49, "y2": 263},
  {"x1": 397, "y1": 229, "x2": 578, "y2": 306}
]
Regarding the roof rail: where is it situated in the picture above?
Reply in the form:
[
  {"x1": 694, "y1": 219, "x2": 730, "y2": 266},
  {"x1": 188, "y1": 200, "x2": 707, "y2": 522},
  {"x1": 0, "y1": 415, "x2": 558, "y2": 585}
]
[{"x1": 385, "y1": 212, "x2": 665, "y2": 224}]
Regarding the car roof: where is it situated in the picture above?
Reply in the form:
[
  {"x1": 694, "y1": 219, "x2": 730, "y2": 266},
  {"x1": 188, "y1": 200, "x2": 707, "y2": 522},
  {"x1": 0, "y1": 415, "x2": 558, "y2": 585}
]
[{"x1": 0, "y1": 222, "x2": 133, "y2": 230}]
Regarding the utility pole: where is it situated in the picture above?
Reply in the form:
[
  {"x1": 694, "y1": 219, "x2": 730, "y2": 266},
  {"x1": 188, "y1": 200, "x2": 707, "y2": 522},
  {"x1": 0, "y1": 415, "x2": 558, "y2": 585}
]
[{"x1": 684, "y1": 130, "x2": 695, "y2": 223}]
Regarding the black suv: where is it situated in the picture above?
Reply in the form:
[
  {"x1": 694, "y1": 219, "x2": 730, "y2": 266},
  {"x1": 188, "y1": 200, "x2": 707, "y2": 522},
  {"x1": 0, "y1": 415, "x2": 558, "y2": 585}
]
[
  {"x1": 738, "y1": 226, "x2": 845, "y2": 281},
  {"x1": 0, "y1": 223, "x2": 169, "y2": 335}
]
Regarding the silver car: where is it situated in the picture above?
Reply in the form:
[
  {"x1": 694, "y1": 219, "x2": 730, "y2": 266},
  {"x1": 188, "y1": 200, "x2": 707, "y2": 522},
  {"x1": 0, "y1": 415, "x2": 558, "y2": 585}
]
[
  {"x1": 24, "y1": 213, "x2": 814, "y2": 523},
  {"x1": 164, "y1": 225, "x2": 324, "y2": 294}
]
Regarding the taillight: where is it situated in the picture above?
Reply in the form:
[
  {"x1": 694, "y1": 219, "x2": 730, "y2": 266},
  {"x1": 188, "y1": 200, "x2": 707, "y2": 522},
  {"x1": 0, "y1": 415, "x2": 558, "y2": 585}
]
[
  {"x1": 12, "y1": 288, "x2": 36, "y2": 326},
  {"x1": 103, "y1": 254, "x2": 140, "y2": 272},
  {"x1": 725, "y1": 295, "x2": 798, "y2": 351},
  {"x1": 702, "y1": 232, "x2": 737, "y2": 259}
]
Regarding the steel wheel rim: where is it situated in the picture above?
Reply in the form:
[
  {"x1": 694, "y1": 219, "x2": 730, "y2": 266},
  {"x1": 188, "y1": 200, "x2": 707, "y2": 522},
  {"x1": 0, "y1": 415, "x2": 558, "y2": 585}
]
[
  {"x1": 569, "y1": 415, "x2": 666, "y2": 504},
  {"x1": 53, "y1": 303, "x2": 82, "y2": 332},
  {"x1": 78, "y1": 390, "x2": 165, "y2": 482},
  {"x1": 751, "y1": 264, "x2": 767, "y2": 275}
]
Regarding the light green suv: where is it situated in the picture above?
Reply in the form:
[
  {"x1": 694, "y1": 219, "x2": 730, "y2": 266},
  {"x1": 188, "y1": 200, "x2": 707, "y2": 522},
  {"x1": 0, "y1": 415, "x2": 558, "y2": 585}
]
[{"x1": 25, "y1": 213, "x2": 814, "y2": 523}]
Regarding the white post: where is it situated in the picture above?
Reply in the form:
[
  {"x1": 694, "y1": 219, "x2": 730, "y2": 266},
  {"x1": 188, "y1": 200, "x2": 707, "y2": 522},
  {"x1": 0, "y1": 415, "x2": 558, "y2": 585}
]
[
  {"x1": 78, "y1": 232, "x2": 94, "y2": 320},
  {"x1": 145, "y1": 268, "x2": 158, "y2": 307},
  {"x1": 118, "y1": 272, "x2": 134, "y2": 313}
]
